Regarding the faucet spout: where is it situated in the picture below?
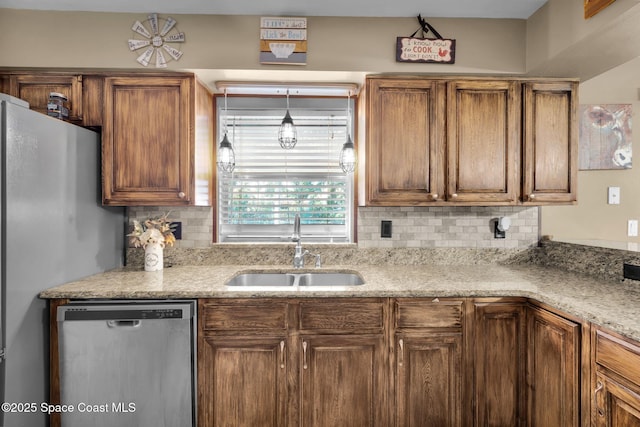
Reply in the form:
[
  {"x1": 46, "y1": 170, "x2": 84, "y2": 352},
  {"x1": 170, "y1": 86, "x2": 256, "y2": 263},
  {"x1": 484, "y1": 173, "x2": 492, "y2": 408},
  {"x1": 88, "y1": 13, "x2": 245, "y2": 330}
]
[
  {"x1": 292, "y1": 213, "x2": 306, "y2": 268},
  {"x1": 292, "y1": 213, "x2": 301, "y2": 242}
]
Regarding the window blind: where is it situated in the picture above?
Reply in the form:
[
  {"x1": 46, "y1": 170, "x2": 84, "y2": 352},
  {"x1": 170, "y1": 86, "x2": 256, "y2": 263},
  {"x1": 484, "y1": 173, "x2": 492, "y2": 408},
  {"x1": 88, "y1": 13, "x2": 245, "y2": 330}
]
[{"x1": 217, "y1": 98, "x2": 354, "y2": 243}]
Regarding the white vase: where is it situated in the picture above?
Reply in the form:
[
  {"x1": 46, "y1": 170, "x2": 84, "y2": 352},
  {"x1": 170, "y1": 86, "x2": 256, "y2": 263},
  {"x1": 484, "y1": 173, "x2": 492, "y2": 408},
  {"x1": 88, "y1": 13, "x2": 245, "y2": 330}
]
[{"x1": 144, "y1": 242, "x2": 164, "y2": 271}]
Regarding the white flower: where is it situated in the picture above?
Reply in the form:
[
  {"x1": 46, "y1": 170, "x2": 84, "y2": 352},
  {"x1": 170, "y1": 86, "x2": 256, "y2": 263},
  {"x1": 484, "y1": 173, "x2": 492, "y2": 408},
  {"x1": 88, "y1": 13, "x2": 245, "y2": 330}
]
[{"x1": 139, "y1": 228, "x2": 165, "y2": 248}]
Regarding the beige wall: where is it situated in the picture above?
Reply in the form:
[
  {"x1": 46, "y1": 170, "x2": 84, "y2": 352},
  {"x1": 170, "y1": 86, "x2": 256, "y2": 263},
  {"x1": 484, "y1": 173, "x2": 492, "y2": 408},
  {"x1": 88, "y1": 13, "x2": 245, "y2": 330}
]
[
  {"x1": 4, "y1": 4, "x2": 640, "y2": 249},
  {"x1": 0, "y1": 9, "x2": 525, "y2": 77},
  {"x1": 526, "y1": 0, "x2": 640, "y2": 80},
  {"x1": 542, "y1": 56, "x2": 640, "y2": 246}
]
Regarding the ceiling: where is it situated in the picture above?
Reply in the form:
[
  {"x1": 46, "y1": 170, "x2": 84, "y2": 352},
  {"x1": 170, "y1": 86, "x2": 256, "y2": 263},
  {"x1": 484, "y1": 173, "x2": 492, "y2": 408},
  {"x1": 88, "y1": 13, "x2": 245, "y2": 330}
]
[{"x1": 0, "y1": 0, "x2": 547, "y2": 19}]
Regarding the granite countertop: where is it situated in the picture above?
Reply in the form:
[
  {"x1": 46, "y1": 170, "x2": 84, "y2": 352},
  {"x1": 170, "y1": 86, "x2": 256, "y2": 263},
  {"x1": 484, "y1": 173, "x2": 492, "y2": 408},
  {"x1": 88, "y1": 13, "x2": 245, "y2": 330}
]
[{"x1": 39, "y1": 263, "x2": 640, "y2": 342}]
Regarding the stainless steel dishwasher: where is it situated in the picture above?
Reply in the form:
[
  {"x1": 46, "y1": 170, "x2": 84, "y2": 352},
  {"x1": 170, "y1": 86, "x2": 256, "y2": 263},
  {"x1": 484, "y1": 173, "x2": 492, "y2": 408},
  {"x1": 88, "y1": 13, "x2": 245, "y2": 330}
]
[{"x1": 57, "y1": 300, "x2": 196, "y2": 427}]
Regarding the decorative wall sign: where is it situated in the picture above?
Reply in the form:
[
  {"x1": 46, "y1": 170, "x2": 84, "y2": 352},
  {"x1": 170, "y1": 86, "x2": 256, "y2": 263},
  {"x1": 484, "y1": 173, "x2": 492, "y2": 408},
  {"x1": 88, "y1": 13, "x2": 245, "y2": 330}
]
[
  {"x1": 128, "y1": 13, "x2": 185, "y2": 68},
  {"x1": 260, "y1": 17, "x2": 307, "y2": 65},
  {"x1": 584, "y1": 0, "x2": 616, "y2": 19},
  {"x1": 579, "y1": 104, "x2": 632, "y2": 170},
  {"x1": 396, "y1": 15, "x2": 455, "y2": 64}
]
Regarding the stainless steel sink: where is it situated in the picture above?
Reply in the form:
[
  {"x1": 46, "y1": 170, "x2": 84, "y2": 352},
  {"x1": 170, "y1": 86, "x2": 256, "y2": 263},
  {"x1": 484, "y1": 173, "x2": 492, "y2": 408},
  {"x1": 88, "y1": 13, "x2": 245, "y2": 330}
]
[
  {"x1": 297, "y1": 272, "x2": 364, "y2": 286},
  {"x1": 225, "y1": 273, "x2": 296, "y2": 287},
  {"x1": 225, "y1": 271, "x2": 364, "y2": 287}
]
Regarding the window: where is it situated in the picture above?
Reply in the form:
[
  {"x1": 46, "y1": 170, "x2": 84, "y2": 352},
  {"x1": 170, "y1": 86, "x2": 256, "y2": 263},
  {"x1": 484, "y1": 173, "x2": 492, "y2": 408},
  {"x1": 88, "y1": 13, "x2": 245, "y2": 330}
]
[{"x1": 217, "y1": 96, "x2": 355, "y2": 243}]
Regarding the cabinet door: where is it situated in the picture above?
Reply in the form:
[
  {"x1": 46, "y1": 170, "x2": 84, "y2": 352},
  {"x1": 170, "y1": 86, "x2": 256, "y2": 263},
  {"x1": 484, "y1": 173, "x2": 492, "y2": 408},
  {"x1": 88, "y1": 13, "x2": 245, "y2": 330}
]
[
  {"x1": 9, "y1": 74, "x2": 83, "y2": 122},
  {"x1": 523, "y1": 82, "x2": 578, "y2": 204},
  {"x1": 473, "y1": 302, "x2": 526, "y2": 427},
  {"x1": 366, "y1": 77, "x2": 445, "y2": 205},
  {"x1": 447, "y1": 80, "x2": 521, "y2": 204},
  {"x1": 394, "y1": 334, "x2": 462, "y2": 427},
  {"x1": 199, "y1": 335, "x2": 288, "y2": 427},
  {"x1": 595, "y1": 373, "x2": 640, "y2": 427},
  {"x1": 527, "y1": 306, "x2": 580, "y2": 427},
  {"x1": 300, "y1": 335, "x2": 387, "y2": 427},
  {"x1": 102, "y1": 76, "x2": 192, "y2": 205}
]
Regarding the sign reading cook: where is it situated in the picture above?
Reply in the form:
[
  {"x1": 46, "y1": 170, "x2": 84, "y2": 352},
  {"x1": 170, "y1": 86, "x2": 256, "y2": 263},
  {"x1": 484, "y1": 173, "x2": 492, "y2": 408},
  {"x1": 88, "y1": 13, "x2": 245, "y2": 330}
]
[{"x1": 396, "y1": 37, "x2": 456, "y2": 64}]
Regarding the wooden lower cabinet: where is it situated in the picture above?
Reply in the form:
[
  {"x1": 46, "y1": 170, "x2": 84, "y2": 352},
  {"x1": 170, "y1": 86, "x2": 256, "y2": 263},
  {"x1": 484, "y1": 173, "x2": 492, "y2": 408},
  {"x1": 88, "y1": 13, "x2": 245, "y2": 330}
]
[
  {"x1": 198, "y1": 298, "x2": 388, "y2": 427},
  {"x1": 472, "y1": 301, "x2": 527, "y2": 427},
  {"x1": 527, "y1": 304, "x2": 581, "y2": 427},
  {"x1": 300, "y1": 334, "x2": 387, "y2": 427},
  {"x1": 595, "y1": 373, "x2": 640, "y2": 427},
  {"x1": 594, "y1": 328, "x2": 640, "y2": 427},
  {"x1": 197, "y1": 297, "x2": 590, "y2": 427},
  {"x1": 395, "y1": 333, "x2": 462, "y2": 426},
  {"x1": 199, "y1": 335, "x2": 288, "y2": 427},
  {"x1": 393, "y1": 298, "x2": 464, "y2": 427}
]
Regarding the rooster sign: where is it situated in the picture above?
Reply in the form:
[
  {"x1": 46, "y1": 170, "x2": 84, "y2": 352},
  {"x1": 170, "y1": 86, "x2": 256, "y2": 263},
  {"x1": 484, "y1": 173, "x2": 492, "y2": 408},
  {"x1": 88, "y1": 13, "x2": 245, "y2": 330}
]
[{"x1": 396, "y1": 14, "x2": 455, "y2": 63}]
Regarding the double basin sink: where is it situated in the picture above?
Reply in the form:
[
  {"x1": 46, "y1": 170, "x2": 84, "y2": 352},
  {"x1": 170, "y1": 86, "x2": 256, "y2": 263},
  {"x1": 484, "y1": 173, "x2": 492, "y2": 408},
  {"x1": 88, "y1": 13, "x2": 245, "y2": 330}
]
[{"x1": 226, "y1": 271, "x2": 365, "y2": 287}]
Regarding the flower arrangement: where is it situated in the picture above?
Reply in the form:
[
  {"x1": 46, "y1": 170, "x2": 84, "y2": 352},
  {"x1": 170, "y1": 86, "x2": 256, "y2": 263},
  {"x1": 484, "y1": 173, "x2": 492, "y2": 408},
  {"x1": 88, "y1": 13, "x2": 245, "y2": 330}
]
[{"x1": 127, "y1": 213, "x2": 177, "y2": 248}]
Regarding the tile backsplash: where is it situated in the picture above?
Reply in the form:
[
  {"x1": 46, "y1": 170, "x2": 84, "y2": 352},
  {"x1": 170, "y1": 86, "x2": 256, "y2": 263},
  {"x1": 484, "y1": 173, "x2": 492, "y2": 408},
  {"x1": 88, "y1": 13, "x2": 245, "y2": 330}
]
[
  {"x1": 358, "y1": 206, "x2": 539, "y2": 248},
  {"x1": 128, "y1": 205, "x2": 539, "y2": 249}
]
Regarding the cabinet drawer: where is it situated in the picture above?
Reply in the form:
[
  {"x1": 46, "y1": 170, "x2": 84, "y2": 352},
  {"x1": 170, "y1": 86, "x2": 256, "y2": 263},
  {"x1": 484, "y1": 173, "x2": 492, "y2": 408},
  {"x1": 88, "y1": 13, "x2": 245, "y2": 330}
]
[
  {"x1": 395, "y1": 298, "x2": 463, "y2": 329},
  {"x1": 201, "y1": 300, "x2": 288, "y2": 331},
  {"x1": 596, "y1": 329, "x2": 640, "y2": 386},
  {"x1": 298, "y1": 300, "x2": 386, "y2": 331}
]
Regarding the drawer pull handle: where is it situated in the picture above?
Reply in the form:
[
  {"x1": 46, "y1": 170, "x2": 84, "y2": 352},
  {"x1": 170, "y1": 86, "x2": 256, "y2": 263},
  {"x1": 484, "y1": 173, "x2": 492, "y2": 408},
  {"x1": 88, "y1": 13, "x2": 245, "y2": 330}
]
[
  {"x1": 280, "y1": 340, "x2": 285, "y2": 369},
  {"x1": 594, "y1": 380, "x2": 604, "y2": 417},
  {"x1": 398, "y1": 339, "x2": 404, "y2": 367},
  {"x1": 302, "y1": 341, "x2": 308, "y2": 370}
]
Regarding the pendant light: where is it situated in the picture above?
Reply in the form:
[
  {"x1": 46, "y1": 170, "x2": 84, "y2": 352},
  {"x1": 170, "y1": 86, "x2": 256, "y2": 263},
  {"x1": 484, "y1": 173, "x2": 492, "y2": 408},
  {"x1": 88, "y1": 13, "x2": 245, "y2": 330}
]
[
  {"x1": 339, "y1": 91, "x2": 356, "y2": 174},
  {"x1": 278, "y1": 89, "x2": 297, "y2": 149},
  {"x1": 217, "y1": 90, "x2": 235, "y2": 173}
]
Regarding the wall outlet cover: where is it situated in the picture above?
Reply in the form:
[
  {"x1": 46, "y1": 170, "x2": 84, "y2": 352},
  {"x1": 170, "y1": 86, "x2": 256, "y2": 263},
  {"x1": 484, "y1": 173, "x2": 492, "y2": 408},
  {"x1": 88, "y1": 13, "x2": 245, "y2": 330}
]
[{"x1": 381, "y1": 220, "x2": 392, "y2": 238}]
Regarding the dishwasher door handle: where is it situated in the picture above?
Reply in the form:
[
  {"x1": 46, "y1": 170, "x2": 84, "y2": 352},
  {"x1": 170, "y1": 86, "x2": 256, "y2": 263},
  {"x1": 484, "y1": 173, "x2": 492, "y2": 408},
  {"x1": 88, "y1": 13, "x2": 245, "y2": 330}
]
[{"x1": 106, "y1": 320, "x2": 142, "y2": 328}]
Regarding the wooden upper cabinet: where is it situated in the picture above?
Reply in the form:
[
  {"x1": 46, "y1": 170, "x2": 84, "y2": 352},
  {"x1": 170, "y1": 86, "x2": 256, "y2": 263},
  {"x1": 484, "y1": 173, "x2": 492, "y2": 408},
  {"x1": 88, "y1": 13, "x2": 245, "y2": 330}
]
[
  {"x1": 6, "y1": 73, "x2": 83, "y2": 122},
  {"x1": 523, "y1": 81, "x2": 578, "y2": 204},
  {"x1": 364, "y1": 76, "x2": 577, "y2": 206},
  {"x1": 101, "y1": 74, "x2": 213, "y2": 206},
  {"x1": 447, "y1": 80, "x2": 521, "y2": 204},
  {"x1": 365, "y1": 77, "x2": 445, "y2": 205}
]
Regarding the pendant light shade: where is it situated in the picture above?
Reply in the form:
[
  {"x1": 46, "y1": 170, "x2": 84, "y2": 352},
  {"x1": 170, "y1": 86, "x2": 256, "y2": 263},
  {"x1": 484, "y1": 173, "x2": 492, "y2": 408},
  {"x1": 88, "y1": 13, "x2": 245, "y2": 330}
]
[
  {"x1": 339, "y1": 135, "x2": 356, "y2": 173},
  {"x1": 339, "y1": 91, "x2": 356, "y2": 174},
  {"x1": 217, "y1": 132, "x2": 235, "y2": 173},
  {"x1": 217, "y1": 91, "x2": 235, "y2": 173},
  {"x1": 278, "y1": 89, "x2": 297, "y2": 149}
]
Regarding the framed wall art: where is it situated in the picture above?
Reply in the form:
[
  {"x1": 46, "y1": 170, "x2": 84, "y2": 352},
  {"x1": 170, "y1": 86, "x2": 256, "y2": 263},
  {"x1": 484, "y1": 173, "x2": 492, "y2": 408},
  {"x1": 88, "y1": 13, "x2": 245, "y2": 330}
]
[{"x1": 579, "y1": 104, "x2": 632, "y2": 170}]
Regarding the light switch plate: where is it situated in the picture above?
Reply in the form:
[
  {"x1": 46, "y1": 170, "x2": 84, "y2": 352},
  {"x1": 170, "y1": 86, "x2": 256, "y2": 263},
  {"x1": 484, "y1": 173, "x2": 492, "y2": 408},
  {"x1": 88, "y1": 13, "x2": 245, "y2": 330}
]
[
  {"x1": 608, "y1": 187, "x2": 621, "y2": 204},
  {"x1": 629, "y1": 220, "x2": 638, "y2": 237}
]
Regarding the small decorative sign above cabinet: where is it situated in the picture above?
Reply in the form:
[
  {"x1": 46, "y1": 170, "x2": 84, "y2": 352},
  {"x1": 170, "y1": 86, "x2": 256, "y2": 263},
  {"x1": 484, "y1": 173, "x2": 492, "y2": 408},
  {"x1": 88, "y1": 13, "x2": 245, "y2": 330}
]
[
  {"x1": 260, "y1": 17, "x2": 307, "y2": 65},
  {"x1": 396, "y1": 15, "x2": 455, "y2": 64}
]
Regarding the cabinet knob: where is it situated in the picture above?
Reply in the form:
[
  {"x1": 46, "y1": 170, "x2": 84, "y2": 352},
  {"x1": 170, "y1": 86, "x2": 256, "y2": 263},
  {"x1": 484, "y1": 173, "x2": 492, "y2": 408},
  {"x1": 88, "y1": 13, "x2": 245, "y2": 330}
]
[
  {"x1": 178, "y1": 192, "x2": 186, "y2": 199},
  {"x1": 451, "y1": 193, "x2": 458, "y2": 199},
  {"x1": 529, "y1": 194, "x2": 536, "y2": 201},
  {"x1": 431, "y1": 193, "x2": 438, "y2": 201}
]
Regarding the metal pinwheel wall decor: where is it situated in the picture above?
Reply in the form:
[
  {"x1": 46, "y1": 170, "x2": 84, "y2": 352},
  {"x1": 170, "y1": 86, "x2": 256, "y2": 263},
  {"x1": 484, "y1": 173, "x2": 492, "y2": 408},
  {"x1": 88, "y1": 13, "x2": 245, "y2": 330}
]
[{"x1": 128, "y1": 13, "x2": 185, "y2": 68}]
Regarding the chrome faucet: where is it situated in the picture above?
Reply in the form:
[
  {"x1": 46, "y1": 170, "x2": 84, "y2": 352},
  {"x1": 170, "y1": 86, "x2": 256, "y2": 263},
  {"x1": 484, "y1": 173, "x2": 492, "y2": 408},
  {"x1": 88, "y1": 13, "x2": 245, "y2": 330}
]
[{"x1": 291, "y1": 213, "x2": 309, "y2": 269}]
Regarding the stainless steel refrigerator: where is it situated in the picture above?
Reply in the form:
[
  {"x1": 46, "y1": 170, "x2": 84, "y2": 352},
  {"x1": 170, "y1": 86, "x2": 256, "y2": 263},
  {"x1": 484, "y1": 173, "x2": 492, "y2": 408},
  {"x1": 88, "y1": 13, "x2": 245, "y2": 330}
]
[{"x1": 0, "y1": 94, "x2": 125, "y2": 427}]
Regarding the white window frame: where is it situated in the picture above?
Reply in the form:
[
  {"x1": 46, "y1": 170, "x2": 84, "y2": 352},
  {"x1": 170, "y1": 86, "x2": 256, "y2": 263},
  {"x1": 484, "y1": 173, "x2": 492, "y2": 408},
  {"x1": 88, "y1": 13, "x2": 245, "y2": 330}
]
[{"x1": 216, "y1": 96, "x2": 355, "y2": 243}]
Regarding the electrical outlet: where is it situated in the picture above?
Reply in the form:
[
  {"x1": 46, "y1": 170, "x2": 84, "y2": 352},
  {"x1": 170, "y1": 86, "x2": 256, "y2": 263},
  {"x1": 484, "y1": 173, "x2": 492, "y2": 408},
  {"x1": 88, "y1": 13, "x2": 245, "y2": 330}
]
[
  {"x1": 381, "y1": 220, "x2": 392, "y2": 238},
  {"x1": 629, "y1": 220, "x2": 638, "y2": 237},
  {"x1": 171, "y1": 221, "x2": 182, "y2": 240}
]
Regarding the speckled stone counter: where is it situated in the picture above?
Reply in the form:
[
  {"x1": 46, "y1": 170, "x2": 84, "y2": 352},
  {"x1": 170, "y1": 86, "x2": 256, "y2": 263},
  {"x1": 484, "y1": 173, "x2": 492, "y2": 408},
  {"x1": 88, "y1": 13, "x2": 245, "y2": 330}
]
[{"x1": 39, "y1": 263, "x2": 640, "y2": 343}]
